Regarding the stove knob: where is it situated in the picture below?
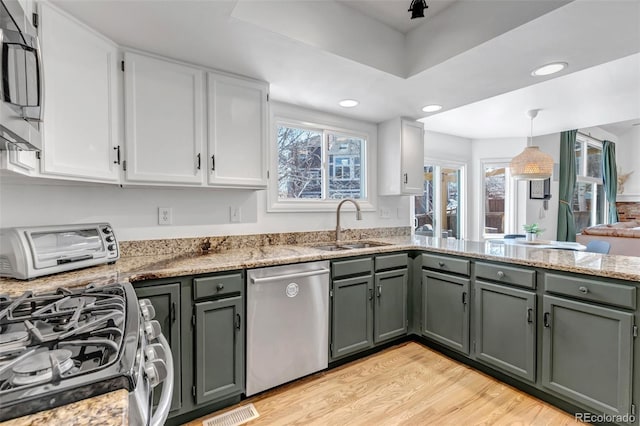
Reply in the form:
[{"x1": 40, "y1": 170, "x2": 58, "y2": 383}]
[
  {"x1": 145, "y1": 343, "x2": 167, "y2": 362},
  {"x1": 139, "y1": 299, "x2": 156, "y2": 320},
  {"x1": 102, "y1": 226, "x2": 112, "y2": 235},
  {"x1": 144, "y1": 359, "x2": 168, "y2": 388},
  {"x1": 144, "y1": 319, "x2": 162, "y2": 341},
  {"x1": 106, "y1": 235, "x2": 115, "y2": 242},
  {"x1": 107, "y1": 244, "x2": 116, "y2": 251}
]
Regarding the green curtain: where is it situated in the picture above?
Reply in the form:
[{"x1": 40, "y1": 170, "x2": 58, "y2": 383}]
[
  {"x1": 602, "y1": 140, "x2": 618, "y2": 223},
  {"x1": 557, "y1": 130, "x2": 577, "y2": 242}
]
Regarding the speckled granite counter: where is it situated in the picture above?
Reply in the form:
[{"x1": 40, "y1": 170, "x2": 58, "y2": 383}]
[
  {"x1": 1, "y1": 389, "x2": 128, "y2": 426},
  {"x1": 1, "y1": 234, "x2": 639, "y2": 424},
  {"x1": 1, "y1": 235, "x2": 638, "y2": 298}
]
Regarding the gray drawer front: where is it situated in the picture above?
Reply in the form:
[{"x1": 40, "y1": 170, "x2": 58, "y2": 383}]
[
  {"x1": 544, "y1": 273, "x2": 636, "y2": 310},
  {"x1": 332, "y1": 257, "x2": 373, "y2": 279},
  {"x1": 375, "y1": 253, "x2": 408, "y2": 272},
  {"x1": 422, "y1": 254, "x2": 470, "y2": 276},
  {"x1": 475, "y1": 262, "x2": 536, "y2": 289},
  {"x1": 193, "y1": 273, "x2": 243, "y2": 300}
]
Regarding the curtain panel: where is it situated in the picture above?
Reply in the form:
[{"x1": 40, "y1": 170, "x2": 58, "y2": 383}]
[
  {"x1": 557, "y1": 130, "x2": 577, "y2": 242},
  {"x1": 602, "y1": 140, "x2": 618, "y2": 223}
]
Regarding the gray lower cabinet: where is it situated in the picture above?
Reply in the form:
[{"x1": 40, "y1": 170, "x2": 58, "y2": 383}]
[
  {"x1": 374, "y1": 268, "x2": 408, "y2": 343},
  {"x1": 542, "y1": 294, "x2": 634, "y2": 417},
  {"x1": 331, "y1": 273, "x2": 374, "y2": 359},
  {"x1": 422, "y1": 270, "x2": 470, "y2": 354},
  {"x1": 134, "y1": 282, "x2": 182, "y2": 413},
  {"x1": 474, "y1": 281, "x2": 536, "y2": 382},
  {"x1": 194, "y1": 296, "x2": 244, "y2": 405}
]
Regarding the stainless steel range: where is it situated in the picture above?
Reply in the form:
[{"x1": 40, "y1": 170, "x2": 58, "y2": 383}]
[{"x1": 0, "y1": 282, "x2": 173, "y2": 425}]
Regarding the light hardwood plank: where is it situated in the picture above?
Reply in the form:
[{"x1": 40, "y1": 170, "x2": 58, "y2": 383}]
[{"x1": 184, "y1": 342, "x2": 582, "y2": 426}]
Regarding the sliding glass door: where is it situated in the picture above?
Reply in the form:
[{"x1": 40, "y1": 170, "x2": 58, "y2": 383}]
[{"x1": 415, "y1": 164, "x2": 464, "y2": 239}]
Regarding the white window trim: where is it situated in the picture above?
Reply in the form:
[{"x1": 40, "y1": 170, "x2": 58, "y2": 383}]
[
  {"x1": 575, "y1": 134, "x2": 608, "y2": 225},
  {"x1": 268, "y1": 115, "x2": 376, "y2": 213}
]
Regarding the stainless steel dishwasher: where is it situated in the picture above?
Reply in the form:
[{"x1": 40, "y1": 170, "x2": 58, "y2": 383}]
[{"x1": 246, "y1": 261, "x2": 330, "y2": 396}]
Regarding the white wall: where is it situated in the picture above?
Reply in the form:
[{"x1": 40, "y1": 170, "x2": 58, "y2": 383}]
[
  {"x1": 0, "y1": 104, "x2": 409, "y2": 241},
  {"x1": 616, "y1": 126, "x2": 640, "y2": 201}
]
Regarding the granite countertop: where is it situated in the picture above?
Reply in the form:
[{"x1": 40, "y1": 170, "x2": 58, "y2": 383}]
[
  {"x1": 1, "y1": 389, "x2": 128, "y2": 426},
  {"x1": 1, "y1": 235, "x2": 639, "y2": 298},
  {"x1": 0, "y1": 235, "x2": 639, "y2": 425}
]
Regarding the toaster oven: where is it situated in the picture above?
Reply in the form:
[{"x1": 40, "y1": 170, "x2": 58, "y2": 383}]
[{"x1": 0, "y1": 223, "x2": 119, "y2": 279}]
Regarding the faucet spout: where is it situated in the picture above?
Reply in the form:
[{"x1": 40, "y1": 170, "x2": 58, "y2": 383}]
[{"x1": 336, "y1": 198, "x2": 362, "y2": 243}]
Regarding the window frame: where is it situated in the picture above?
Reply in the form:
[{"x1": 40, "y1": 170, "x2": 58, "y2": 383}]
[
  {"x1": 268, "y1": 116, "x2": 375, "y2": 212},
  {"x1": 481, "y1": 159, "x2": 518, "y2": 240},
  {"x1": 574, "y1": 134, "x2": 608, "y2": 229}
]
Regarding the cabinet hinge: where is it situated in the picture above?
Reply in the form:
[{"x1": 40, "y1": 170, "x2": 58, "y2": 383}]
[
  {"x1": 32, "y1": 13, "x2": 38, "y2": 28},
  {"x1": 122, "y1": 160, "x2": 127, "y2": 171},
  {"x1": 633, "y1": 325, "x2": 638, "y2": 338},
  {"x1": 192, "y1": 386, "x2": 196, "y2": 398},
  {"x1": 121, "y1": 61, "x2": 125, "y2": 72},
  {"x1": 35, "y1": 151, "x2": 41, "y2": 160}
]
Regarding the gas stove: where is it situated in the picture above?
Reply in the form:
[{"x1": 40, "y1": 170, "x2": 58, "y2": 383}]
[{"x1": 0, "y1": 283, "x2": 173, "y2": 425}]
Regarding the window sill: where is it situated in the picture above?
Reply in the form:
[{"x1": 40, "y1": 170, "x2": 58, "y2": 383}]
[{"x1": 267, "y1": 199, "x2": 376, "y2": 213}]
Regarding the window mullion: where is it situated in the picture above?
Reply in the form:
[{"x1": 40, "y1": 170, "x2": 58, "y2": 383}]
[{"x1": 322, "y1": 131, "x2": 328, "y2": 200}]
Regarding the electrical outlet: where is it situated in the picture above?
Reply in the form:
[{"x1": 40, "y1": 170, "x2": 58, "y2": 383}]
[
  {"x1": 158, "y1": 207, "x2": 173, "y2": 225},
  {"x1": 230, "y1": 206, "x2": 241, "y2": 223},
  {"x1": 379, "y1": 208, "x2": 390, "y2": 219}
]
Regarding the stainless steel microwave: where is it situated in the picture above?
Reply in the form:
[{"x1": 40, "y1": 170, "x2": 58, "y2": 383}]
[{"x1": 0, "y1": 0, "x2": 42, "y2": 151}]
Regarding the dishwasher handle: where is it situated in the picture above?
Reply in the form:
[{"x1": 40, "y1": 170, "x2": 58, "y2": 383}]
[{"x1": 250, "y1": 268, "x2": 330, "y2": 284}]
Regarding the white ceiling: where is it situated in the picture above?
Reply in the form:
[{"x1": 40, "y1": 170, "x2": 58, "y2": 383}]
[
  {"x1": 336, "y1": 0, "x2": 457, "y2": 34},
  {"x1": 53, "y1": 0, "x2": 640, "y2": 138}
]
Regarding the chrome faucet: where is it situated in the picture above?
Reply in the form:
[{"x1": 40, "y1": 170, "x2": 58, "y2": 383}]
[{"x1": 336, "y1": 198, "x2": 362, "y2": 243}]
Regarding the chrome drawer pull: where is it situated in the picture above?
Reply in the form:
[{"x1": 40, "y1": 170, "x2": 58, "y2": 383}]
[
  {"x1": 578, "y1": 286, "x2": 589, "y2": 294},
  {"x1": 216, "y1": 283, "x2": 224, "y2": 291},
  {"x1": 497, "y1": 271, "x2": 505, "y2": 279},
  {"x1": 438, "y1": 261, "x2": 445, "y2": 267}
]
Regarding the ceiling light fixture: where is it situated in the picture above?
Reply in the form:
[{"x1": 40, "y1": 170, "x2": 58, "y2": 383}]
[
  {"x1": 422, "y1": 104, "x2": 442, "y2": 113},
  {"x1": 509, "y1": 109, "x2": 554, "y2": 180},
  {"x1": 408, "y1": 0, "x2": 428, "y2": 19},
  {"x1": 339, "y1": 99, "x2": 359, "y2": 108},
  {"x1": 531, "y1": 62, "x2": 568, "y2": 77}
]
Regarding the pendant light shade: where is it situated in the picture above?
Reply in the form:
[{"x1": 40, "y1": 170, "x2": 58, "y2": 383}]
[{"x1": 510, "y1": 109, "x2": 553, "y2": 180}]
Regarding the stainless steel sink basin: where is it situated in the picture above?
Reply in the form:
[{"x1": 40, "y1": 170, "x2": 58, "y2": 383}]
[{"x1": 311, "y1": 241, "x2": 391, "y2": 251}]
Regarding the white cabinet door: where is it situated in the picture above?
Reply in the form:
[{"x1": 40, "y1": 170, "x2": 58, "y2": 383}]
[
  {"x1": 207, "y1": 73, "x2": 267, "y2": 188},
  {"x1": 401, "y1": 120, "x2": 424, "y2": 194},
  {"x1": 124, "y1": 52, "x2": 204, "y2": 185},
  {"x1": 39, "y1": 3, "x2": 120, "y2": 182},
  {"x1": 0, "y1": 150, "x2": 38, "y2": 176}
]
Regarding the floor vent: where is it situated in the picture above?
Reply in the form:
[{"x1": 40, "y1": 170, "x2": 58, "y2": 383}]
[{"x1": 202, "y1": 403, "x2": 260, "y2": 426}]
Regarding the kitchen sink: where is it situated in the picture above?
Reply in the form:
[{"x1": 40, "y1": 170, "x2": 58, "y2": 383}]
[{"x1": 311, "y1": 241, "x2": 391, "y2": 251}]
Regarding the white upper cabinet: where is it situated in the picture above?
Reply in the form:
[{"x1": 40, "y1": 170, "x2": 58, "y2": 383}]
[
  {"x1": 207, "y1": 73, "x2": 268, "y2": 188},
  {"x1": 378, "y1": 117, "x2": 425, "y2": 196},
  {"x1": 39, "y1": 3, "x2": 120, "y2": 182},
  {"x1": 123, "y1": 52, "x2": 205, "y2": 185}
]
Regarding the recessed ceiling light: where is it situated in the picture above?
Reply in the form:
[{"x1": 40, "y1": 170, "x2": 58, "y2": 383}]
[
  {"x1": 531, "y1": 62, "x2": 568, "y2": 77},
  {"x1": 339, "y1": 99, "x2": 359, "y2": 108},
  {"x1": 422, "y1": 104, "x2": 442, "y2": 113}
]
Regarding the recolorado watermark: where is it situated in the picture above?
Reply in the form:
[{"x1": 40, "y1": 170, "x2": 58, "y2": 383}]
[{"x1": 575, "y1": 412, "x2": 636, "y2": 423}]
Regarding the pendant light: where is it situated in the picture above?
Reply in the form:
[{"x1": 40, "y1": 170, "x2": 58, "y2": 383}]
[{"x1": 510, "y1": 109, "x2": 554, "y2": 180}]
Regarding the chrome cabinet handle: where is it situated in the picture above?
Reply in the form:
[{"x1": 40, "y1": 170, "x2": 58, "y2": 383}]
[
  {"x1": 404, "y1": 173, "x2": 408, "y2": 184},
  {"x1": 235, "y1": 313, "x2": 241, "y2": 330},
  {"x1": 211, "y1": 154, "x2": 215, "y2": 171},
  {"x1": 543, "y1": 312, "x2": 551, "y2": 328},
  {"x1": 462, "y1": 292, "x2": 467, "y2": 305},
  {"x1": 377, "y1": 285, "x2": 382, "y2": 298},
  {"x1": 113, "y1": 146, "x2": 121, "y2": 165},
  {"x1": 497, "y1": 271, "x2": 505, "y2": 279},
  {"x1": 578, "y1": 286, "x2": 588, "y2": 294},
  {"x1": 526, "y1": 307, "x2": 533, "y2": 323},
  {"x1": 216, "y1": 283, "x2": 224, "y2": 291},
  {"x1": 196, "y1": 153, "x2": 201, "y2": 170},
  {"x1": 369, "y1": 288, "x2": 374, "y2": 301}
]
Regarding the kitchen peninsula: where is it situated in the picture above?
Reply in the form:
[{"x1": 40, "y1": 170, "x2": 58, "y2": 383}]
[{"x1": 1, "y1": 229, "x2": 639, "y2": 426}]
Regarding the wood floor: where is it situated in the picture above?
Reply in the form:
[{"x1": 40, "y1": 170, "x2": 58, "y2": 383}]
[{"x1": 184, "y1": 342, "x2": 582, "y2": 426}]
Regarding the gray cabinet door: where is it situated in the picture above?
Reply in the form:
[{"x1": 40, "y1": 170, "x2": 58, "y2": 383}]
[
  {"x1": 135, "y1": 282, "x2": 182, "y2": 412},
  {"x1": 331, "y1": 274, "x2": 374, "y2": 359},
  {"x1": 474, "y1": 281, "x2": 536, "y2": 382},
  {"x1": 542, "y1": 295, "x2": 633, "y2": 416},
  {"x1": 374, "y1": 268, "x2": 408, "y2": 343},
  {"x1": 422, "y1": 271, "x2": 470, "y2": 354},
  {"x1": 194, "y1": 296, "x2": 244, "y2": 405}
]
